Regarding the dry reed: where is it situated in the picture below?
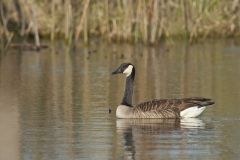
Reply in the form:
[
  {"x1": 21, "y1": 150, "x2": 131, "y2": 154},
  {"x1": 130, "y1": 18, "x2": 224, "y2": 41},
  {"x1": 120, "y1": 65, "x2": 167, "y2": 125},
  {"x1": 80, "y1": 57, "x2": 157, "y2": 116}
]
[{"x1": 0, "y1": 0, "x2": 239, "y2": 45}]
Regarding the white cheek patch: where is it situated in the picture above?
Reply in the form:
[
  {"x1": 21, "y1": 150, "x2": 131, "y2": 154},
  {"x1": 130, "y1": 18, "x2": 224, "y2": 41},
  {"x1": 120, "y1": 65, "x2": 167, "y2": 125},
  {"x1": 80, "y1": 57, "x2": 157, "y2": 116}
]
[{"x1": 123, "y1": 65, "x2": 133, "y2": 77}]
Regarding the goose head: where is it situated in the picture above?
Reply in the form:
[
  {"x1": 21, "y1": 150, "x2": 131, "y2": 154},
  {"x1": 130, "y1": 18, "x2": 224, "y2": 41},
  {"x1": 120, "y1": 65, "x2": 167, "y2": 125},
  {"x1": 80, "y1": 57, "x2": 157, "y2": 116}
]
[{"x1": 112, "y1": 63, "x2": 135, "y2": 77}]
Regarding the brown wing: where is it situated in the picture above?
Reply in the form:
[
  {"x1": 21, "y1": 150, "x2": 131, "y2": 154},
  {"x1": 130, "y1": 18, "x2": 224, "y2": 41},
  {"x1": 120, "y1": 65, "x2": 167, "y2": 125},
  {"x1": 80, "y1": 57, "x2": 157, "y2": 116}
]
[
  {"x1": 132, "y1": 97, "x2": 214, "y2": 118},
  {"x1": 180, "y1": 97, "x2": 215, "y2": 110}
]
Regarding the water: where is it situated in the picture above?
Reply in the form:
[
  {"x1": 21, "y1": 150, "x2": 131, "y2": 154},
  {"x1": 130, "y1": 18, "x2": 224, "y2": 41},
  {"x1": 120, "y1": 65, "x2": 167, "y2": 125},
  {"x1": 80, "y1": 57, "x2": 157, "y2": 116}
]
[{"x1": 0, "y1": 39, "x2": 240, "y2": 160}]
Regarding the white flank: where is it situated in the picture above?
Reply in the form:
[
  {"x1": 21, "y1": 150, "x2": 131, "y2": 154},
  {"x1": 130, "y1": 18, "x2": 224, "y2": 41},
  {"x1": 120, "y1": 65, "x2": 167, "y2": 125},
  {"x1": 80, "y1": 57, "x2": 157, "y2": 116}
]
[
  {"x1": 116, "y1": 105, "x2": 132, "y2": 118},
  {"x1": 180, "y1": 106, "x2": 206, "y2": 118},
  {"x1": 123, "y1": 65, "x2": 133, "y2": 77}
]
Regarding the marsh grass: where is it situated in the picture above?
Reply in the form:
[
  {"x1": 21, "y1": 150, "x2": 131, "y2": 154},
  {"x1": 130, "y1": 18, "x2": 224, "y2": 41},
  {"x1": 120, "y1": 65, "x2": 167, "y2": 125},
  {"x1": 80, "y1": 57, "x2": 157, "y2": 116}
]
[{"x1": 0, "y1": 0, "x2": 239, "y2": 45}]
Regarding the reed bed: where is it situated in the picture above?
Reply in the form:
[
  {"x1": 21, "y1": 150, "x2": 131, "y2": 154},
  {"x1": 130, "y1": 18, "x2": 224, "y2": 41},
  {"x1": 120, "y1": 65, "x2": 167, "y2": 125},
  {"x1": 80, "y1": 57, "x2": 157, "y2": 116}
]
[{"x1": 0, "y1": 0, "x2": 240, "y2": 45}]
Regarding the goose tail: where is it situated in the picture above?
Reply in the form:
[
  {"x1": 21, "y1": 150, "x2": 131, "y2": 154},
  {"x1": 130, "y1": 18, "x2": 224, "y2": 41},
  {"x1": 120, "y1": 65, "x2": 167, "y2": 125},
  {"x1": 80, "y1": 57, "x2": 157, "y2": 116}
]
[
  {"x1": 180, "y1": 97, "x2": 215, "y2": 118},
  {"x1": 184, "y1": 97, "x2": 215, "y2": 108}
]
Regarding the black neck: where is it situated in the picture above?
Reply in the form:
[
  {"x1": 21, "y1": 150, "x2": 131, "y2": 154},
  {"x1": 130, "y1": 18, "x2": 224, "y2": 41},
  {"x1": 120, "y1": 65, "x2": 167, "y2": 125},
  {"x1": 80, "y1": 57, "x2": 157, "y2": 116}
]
[{"x1": 121, "y1": 68, "x2": 135, "y2": 107}]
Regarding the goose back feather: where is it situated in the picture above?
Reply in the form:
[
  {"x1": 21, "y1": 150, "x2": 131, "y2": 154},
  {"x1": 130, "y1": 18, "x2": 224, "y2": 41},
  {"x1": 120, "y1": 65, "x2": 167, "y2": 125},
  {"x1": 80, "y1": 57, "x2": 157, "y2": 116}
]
[{"x1": 131, "y1": 97, "x2": 214, "y2": 118}]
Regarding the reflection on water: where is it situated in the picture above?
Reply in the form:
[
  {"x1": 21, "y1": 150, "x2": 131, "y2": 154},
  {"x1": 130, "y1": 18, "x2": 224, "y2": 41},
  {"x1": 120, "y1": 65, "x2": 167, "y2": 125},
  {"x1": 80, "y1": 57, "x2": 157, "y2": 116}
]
[
  {"x1": 0, "y1": 39, "x2": 240, "y2": 160},
  {"x1": 116, "y1": 118, "x2": 214, "y2": 160},
  {"x1": 180, "y1": 118, "x2": 206, "y2": 128}
]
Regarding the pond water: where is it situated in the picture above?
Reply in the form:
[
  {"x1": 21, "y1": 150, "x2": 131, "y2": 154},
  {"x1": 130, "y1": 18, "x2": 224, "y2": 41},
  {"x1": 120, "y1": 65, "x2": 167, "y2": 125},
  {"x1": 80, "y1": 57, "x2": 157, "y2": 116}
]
[{"x1": 0, "y1": 39, "x2": 240, "y2": 160}]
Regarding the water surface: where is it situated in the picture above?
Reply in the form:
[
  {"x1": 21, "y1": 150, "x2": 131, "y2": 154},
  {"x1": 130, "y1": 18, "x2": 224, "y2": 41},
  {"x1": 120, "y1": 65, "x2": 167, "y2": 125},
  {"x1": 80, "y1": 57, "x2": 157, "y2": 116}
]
[{"x1": 0, "y1": 39, "x2": 240, "y2": 160}]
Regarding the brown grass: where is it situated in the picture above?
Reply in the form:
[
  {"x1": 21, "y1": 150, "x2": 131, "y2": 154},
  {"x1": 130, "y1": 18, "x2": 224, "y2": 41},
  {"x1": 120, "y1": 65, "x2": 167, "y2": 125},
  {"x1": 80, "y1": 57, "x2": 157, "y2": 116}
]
[{"x1": 0, "y1": 0, "x2": 240, "y2": 45}]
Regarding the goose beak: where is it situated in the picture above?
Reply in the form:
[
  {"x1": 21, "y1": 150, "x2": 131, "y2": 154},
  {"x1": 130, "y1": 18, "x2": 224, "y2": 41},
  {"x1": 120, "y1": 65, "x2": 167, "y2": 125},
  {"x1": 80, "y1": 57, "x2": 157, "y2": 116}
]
[{"x1": 112, "y1": 67, "x2": 122, "y2": 75}]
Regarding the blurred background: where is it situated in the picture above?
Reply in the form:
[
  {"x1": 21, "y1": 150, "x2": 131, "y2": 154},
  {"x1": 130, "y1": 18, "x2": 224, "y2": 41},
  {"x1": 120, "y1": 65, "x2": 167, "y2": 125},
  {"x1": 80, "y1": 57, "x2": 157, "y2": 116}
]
[
  {"x1": 0, "y1": 0, "x2": 240, "y2": 46},
  {"x1": 0, "y1": 1, "x2": 240, "y2": 160}
]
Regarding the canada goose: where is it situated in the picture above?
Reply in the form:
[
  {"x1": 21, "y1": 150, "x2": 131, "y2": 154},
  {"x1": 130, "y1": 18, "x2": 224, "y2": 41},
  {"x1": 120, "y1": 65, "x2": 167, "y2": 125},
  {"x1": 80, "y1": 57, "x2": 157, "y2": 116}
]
[{"x1": 112, "y1": 63, "x2": 214, "y2": 119}]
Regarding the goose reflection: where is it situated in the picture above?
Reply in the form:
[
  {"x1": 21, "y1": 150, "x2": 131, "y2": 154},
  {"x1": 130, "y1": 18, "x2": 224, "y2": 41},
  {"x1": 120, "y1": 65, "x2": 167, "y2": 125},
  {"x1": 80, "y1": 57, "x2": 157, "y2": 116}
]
[
  {"x1": 180, "y1": 118, "x2": 206, "y2": 128},
  {"x1": 116, "y1": 118, "x2": 207, "y2": 160}
]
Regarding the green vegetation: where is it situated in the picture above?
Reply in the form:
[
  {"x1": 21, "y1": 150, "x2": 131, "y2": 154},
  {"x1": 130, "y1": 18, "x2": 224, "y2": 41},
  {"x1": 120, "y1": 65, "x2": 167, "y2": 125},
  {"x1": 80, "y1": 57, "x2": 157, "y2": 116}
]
[{"x1": 0, "y1": 0, "x2": 240, "y2": 46}]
